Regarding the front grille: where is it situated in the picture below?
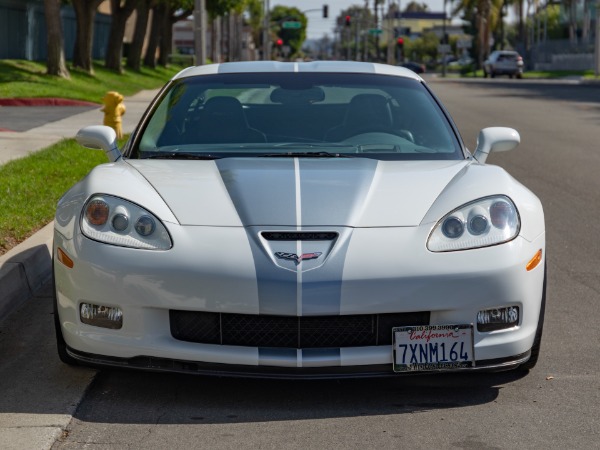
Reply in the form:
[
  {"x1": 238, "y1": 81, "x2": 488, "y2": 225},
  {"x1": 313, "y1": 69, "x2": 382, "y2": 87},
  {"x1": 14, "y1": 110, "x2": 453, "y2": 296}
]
[{"x1": 170, "y1": 311, "x2": 430, "y2": 349}]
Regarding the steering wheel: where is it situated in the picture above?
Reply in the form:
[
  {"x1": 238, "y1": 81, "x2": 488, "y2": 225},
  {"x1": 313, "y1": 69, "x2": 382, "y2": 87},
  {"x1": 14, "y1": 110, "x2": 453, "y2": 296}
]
[{"x1": 342, "y1": 130, "x2": 415, "y2": 146}]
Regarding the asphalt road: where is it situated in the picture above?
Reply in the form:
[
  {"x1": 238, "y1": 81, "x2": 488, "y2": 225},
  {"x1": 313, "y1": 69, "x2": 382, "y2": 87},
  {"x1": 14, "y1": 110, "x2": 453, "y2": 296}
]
[{"x1": 1, "y1": 79, "x2": 599, "y2": 449}]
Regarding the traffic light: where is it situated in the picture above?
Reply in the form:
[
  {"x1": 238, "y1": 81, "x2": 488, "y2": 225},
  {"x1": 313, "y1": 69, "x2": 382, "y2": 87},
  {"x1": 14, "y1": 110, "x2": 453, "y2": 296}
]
[
  {"x1": 345, "y1": 15, "x2": 351, "y2": 27},
  {"x1": 323, "y1": 4, "x2": 328, "y2": 18},
  {"x1": 396, "y1": 37, "x2": 405, "y2": 63},
  {"x1": 276, "y1": 38, "x2": 283, "y2": 46}
]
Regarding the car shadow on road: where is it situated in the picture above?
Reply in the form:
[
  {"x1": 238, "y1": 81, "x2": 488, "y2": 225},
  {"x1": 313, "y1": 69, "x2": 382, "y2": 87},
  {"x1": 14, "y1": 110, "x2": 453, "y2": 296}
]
[{"x1": 71, "y1": 367, "x2": 527, "y2": 425}]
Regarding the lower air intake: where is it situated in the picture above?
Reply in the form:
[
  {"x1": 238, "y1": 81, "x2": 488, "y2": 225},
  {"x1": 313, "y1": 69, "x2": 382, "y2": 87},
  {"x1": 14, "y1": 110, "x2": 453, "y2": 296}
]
[{"x1": 170, "y1": 311, "x2": 430, "y2": 349}]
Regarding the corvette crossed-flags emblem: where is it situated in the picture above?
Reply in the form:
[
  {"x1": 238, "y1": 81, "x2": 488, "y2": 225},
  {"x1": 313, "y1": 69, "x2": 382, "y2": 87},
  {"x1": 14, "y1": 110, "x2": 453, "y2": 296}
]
[{"x1": 274, "y1": 252, "x2": 322, "y2": 264}]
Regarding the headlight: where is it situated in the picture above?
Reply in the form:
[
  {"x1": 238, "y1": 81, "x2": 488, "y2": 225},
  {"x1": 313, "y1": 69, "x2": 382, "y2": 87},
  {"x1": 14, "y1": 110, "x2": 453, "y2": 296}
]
[
  {"x1": 81, "y1": 195, "x2": 172, "y2": 250},
  {"x1": 427, "y1": 196, "x2": 519, "y2": 252}
]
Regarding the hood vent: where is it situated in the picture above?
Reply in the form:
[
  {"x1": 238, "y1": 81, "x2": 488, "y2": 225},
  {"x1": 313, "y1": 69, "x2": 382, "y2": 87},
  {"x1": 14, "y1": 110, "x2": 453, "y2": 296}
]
[{"x1": 261, "y1": 231, "x2": 338, "y2": 241}]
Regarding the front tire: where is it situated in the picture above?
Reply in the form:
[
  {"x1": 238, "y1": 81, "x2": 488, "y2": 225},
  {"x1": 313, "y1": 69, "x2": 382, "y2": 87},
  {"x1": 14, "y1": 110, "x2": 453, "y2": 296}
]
[{"x1": 519, "y1": 264, "x2": 547, "y2": 371}]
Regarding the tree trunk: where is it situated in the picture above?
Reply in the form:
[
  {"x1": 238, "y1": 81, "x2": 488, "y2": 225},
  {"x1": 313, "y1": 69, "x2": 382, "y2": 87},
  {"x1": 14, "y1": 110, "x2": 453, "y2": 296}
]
[
  {"x1": 105, "y1": 0, "x2": 139, "y2": 73},
  {"x1": 230, "y1": 13, "x2": 239, "y2": 62},
  {"x1": 157, "y1": 7, "x2": 193, "y2": 67},
  {"x1": 144, "y1": 3, "x2": 164, "y2": 68},
  {"x1": 158, "y1": 3, "x2": 172, "y2": 67},
  {"x1": 213, "y1": 17, "x2": 221, "y2": 63},
  {"x1": 569, "y1": 0, "x2": 578, "y2": 44},
  {"x1": 517, "y1": 0, "x2": 524, "y2": 44},
  {"x1": 127, "y1": 0, "x2": 152, "y2": 71},
  {"x1": 72, "y1": 0, "x2": 103, "y2": 73},
  {"x1": 582, "y1": 0, "x2": 590, "y2": 42},
  {"x1": 44, "y1": 0, "x2": 70, "y2": 78}
]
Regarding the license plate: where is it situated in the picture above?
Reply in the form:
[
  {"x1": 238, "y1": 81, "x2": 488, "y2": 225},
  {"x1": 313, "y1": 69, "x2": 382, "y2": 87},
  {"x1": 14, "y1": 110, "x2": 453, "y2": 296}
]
[{"x1": 393, "y1": 324, "x2": 474, "y2": 372}]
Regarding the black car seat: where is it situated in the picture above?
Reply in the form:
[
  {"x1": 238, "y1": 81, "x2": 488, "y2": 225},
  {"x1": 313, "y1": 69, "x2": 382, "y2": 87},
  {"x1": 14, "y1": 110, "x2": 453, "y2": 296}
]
[
  {"x1": 325, "y1": 93, "x2": 394, "y2": 141},
  {"x1": 194, "y1": 96, "x2": 266, "y2": 144}
]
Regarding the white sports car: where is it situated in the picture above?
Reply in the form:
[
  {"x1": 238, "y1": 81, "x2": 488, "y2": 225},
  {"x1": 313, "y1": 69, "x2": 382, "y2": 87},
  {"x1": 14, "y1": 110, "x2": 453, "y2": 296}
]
[{"x1": 53, "y1": 61, "x2": 546, "y2": 378}]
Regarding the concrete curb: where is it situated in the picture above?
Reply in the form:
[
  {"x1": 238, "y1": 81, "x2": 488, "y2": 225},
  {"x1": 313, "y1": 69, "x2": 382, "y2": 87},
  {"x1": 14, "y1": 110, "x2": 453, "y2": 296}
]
[
  {"x1": 0, "y1": 98, "x2": 99, "y2": 107},
  {"x1": 0, "y1": 222, "x2": 54, "y2": 321}
]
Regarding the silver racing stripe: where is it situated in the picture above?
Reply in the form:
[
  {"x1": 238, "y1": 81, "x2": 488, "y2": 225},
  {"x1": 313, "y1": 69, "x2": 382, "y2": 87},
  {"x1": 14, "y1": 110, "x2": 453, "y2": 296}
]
[
  {"x1": 245, "y1": 233, "x2": 297, "y2": 315},
  {"x1": 258, "y1": 347, "x2": 341, "y2": 368},
  {"x1": 214, "y1": 158, "x2": 297, "y2": 225},
  {"x1": 215, "y1": 157, "x2": 380, "y2": 317},
  {"x1": 297, "y1": 158, "x2": 380, "y2": 225},
  {"x1": 296, "y1": 158, "x2": 378, "y2": 316},
  {"x1": 216, "y1": 158, "x2": 297, "y2": 315},
  {"x1": 300, "y1": 229, "x2": 352, "y2": 316}
]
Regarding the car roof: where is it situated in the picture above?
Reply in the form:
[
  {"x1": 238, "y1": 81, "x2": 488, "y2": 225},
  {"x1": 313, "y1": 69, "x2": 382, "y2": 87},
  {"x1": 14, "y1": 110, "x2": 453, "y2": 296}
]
[{"x1": 172, "y1": 61, "x2": 423, "y2": 82}]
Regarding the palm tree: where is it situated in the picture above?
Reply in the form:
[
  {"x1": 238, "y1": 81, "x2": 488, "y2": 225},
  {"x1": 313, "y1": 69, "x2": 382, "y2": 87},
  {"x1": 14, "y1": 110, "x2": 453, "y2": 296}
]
[{"x1": 452, "y1": 0, "x2": 503, "y2": 69}]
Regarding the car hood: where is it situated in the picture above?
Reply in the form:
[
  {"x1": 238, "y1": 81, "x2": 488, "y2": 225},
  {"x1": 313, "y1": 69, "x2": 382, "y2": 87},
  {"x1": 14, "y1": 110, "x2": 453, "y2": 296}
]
[{"x1": 127, "y1": 158, "x2": 470, "y2": 227}]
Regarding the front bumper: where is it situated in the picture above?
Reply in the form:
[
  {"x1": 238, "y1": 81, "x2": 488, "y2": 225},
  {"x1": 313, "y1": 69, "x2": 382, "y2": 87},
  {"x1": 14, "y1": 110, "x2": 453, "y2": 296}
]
[
  {"x1": 66, "y1": 346, "x2": 532, "y2": 379},
  {"x1": 54, "y1": 224, "x2": 545, "y2": 376},
  {"x1": 490, "y1": 65, "x2": 523, "y2": 75}
]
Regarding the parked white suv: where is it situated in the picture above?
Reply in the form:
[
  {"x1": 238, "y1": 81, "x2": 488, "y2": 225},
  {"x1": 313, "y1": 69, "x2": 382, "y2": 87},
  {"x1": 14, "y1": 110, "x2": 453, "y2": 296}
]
[{"x1": 483, "y1": 51, "x2": 524, "y2": 79}]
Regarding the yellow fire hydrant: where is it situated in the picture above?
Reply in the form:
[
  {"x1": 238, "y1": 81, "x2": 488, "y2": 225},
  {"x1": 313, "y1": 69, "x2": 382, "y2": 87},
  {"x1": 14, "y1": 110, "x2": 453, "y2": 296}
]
[{"x1": 101, "y1": 91, "x2": 126, "y2": 139}]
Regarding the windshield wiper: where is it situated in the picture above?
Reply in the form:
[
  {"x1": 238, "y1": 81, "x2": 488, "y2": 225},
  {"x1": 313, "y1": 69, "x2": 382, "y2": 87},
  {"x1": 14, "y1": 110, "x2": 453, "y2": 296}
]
[
  {"x1": 259, "y1": 151, "x2": 354, "y2": 158},
  {"x1": 141, "y1": 152, "x2": 222, "y2": 160}
]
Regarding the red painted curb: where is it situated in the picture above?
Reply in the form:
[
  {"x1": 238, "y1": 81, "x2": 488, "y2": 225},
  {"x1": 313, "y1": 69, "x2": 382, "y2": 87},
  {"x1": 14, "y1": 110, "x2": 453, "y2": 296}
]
[{"x1": 0, "y1": 98, "x2": 99, "y2": 107}]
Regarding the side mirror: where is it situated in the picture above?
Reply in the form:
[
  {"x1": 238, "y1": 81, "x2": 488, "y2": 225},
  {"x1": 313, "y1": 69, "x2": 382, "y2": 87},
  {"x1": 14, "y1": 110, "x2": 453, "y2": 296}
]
[
  {"x1": 75, "y1": 125, "x2": 122, "y2": 162},
  {"x1": 473, "y1": 127, "x2": 520, "y2": 164}
]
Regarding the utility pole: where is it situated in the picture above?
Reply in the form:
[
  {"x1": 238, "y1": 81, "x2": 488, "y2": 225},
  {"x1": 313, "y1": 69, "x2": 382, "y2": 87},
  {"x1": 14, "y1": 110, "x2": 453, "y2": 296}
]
[
  {"x1": 373, "y1": 0, "x2": 379, "y2": 61},
  {"x1": 442, "y1": 0, "x2": 447, "y2": 77},
  {"x1": 194, "y1": 0, "x2": 207, "y2": 65},
  {"x1": 386, "y1": 0, "x2": 394, "y2": 64},
  {"x1": 356, "y1": 14, "x2": 361, "y2": 61},
  {"x1": 263, "y1": 0, "x2": 271, "y2": 60}
]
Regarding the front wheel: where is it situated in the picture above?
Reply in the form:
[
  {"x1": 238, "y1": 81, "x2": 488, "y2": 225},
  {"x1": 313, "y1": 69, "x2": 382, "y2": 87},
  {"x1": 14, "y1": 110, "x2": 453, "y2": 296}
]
[{"x1": 519, "y1": 264, "x2": 547, "y2": 371}]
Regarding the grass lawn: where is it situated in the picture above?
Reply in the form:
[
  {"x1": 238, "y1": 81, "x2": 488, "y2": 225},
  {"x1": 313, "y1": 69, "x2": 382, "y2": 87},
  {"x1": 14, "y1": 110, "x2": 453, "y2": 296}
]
[
  {"x1": 523, "y1": 70, "x2": 597, "y2": 79},
  {"x1": 442, "y1": 68, "x2": 599, "y2": 80},
  {"x1": 0, "y1": 139, "x2": 111, "y2": 255},
  {"x1": 0, "y1": 60, "x2": 187, "y2": 103}
]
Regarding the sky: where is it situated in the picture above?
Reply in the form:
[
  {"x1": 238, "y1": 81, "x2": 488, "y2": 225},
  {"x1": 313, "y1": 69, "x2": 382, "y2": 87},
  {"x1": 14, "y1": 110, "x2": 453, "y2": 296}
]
[{"x1": 271, "y1": 0, "x2": 447, "y2": 40}]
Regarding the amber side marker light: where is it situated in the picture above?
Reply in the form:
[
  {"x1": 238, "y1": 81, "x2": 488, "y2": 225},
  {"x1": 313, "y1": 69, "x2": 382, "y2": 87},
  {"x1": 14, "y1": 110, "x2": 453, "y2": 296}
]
[
  {"x1": 526, "y1": 249, "x2": 543, "y2": 271},
  {"x1": 57, "y1": 247, "x2": 74, "y2": 269}
]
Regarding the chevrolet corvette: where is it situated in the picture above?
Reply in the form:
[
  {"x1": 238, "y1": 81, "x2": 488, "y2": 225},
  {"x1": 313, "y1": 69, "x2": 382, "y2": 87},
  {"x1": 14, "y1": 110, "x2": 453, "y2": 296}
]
[{"x1": 53, "y1": 61, "x2": 546, "y2": 378}]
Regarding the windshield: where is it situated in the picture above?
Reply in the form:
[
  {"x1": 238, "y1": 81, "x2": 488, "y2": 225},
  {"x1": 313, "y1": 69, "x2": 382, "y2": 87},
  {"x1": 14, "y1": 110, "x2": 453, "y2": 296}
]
[{"x1": 129, "y1": 72, "x2": 464, "y2": 161}]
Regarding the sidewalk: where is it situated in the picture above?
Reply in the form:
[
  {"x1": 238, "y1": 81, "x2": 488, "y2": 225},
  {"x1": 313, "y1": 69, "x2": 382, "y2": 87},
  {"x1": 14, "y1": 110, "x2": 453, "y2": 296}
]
[
  {"x1": 0, "y1": 89, "x2": 158, "y2": 165},
  {"x1": 0, "y1": 89, "x2": 159, "y2": 321}
]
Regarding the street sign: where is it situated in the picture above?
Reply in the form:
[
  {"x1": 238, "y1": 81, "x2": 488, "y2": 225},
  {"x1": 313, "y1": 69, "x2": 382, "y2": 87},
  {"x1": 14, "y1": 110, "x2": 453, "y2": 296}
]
[
  {"x1": 368, "y1": 28, "x2": 383, "y2": 35},
  {"x1": 282, "y1": 21, "x2": 302, "y2": 29}
]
